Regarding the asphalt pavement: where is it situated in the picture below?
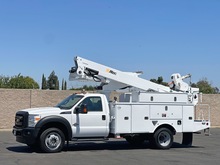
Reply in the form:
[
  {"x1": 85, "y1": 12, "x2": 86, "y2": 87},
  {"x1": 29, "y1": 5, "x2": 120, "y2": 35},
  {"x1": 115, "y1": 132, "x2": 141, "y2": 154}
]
[{"x1": 0, "y1": 128, "x2": 220, "y2": 165}]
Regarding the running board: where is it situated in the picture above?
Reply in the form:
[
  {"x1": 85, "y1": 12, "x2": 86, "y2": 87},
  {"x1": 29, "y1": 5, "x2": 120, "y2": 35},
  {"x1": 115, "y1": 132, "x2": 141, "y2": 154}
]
[{"x1": 71, "y1": 137, "x2": 109, "y2": 141}]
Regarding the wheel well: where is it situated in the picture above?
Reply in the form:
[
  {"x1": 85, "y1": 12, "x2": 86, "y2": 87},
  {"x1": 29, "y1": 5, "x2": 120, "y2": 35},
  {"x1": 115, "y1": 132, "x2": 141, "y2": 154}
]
[
  {"x1": 38, "y1": 122, "x2": 70, "y2": 141},
  {"x1": 155, "y1": 124, "x2": 176, "y2": 135}
]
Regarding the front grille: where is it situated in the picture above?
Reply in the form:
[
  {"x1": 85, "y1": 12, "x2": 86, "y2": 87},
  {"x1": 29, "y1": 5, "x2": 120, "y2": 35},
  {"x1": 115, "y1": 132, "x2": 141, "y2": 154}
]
[{"x1": 14, "y1": 111, "x2": 29, "y2": 128}]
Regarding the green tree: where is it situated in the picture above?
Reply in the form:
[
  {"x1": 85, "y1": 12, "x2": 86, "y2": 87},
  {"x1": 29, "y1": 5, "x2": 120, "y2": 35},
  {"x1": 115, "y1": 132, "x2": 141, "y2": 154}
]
[
  {"x1": 47, "y1": 71, "x2": 59, "y2": 90},
  {"x1": 150, "y1": 78, "x2": 157, "y2": 83},
  {"x1": 62, "y1": 79, "x2": 64, "y2": 90},
  {"x1": 8, "y1": 74, "x2": 39, "y2": 89},
  {"x1": 83, "y1": 85, "x2": 95, "y2": 90},
  {"x1": 195, "y1": 78, "x2": 215, "y2": 94},
  {"x1": 41, "y1": 74, "x2": 47, "y2": 90},
  {"x1": 0, "y1": 76, "x2": 10, "y2": 88},
  {"x1": 150, "y1": 76, "x2": 168, "y2": 86},
  {"x1": 157, "y1": 76, "x2": 163, "y2": 84},
  {"x1": 70, "y1": 85, "x2": 95, "y2": 91},
  {"x1": 61, "y1": 79, "x2": 67, "y2": 90},
  {"x1": 64, "y1": 80, "x2": 67, "y2": 90}
]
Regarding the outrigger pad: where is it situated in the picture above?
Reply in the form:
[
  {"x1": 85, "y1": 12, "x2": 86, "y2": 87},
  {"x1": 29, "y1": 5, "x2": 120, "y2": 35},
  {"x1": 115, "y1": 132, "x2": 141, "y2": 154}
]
[{"x1": 182, "y1": 133, "x2": 193, "y2": 147}]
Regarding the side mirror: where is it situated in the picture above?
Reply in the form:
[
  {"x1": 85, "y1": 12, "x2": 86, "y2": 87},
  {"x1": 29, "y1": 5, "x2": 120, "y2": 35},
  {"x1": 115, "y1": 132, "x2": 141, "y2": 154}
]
[
  {"x1": 75, "y1": 106, "x2": 80, "y2": 114},
  {"x1": 75, "y1": 104, "x2": 88, "y2": 114}
]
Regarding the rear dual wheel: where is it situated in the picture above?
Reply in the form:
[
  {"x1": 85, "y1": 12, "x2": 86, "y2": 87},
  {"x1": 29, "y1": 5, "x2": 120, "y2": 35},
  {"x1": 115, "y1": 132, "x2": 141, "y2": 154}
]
[{"x1": 151, "y1": 128, "x2": 173, "y2": 149}]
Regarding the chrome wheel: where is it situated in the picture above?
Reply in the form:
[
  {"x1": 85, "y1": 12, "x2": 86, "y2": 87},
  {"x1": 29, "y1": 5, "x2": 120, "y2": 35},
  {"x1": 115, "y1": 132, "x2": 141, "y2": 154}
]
[
  {"x1": 157, "y1": 131, "x2": 171, "y2": 147},
  {"x1": 153, "y1": 128, "x2": 173, "y2": 149},
  {"x1": 45, "y1": 132, "x2": 62, "y2": 151},
  {"x1": 40, "y1": 128, "x2": 65, "y2": 153}
]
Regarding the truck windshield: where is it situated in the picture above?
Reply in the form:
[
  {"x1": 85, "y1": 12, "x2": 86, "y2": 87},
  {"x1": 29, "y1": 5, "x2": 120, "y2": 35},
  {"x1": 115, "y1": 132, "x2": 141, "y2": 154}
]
[{"x1": 56, "y1": 94, "x2": 83, "y2": 110}]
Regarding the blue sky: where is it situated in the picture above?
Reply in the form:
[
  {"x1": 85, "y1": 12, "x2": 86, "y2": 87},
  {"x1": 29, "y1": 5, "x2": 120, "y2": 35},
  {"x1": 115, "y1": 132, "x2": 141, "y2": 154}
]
[{"x1": 0, "y1": 0, "x2": 220, "y2": 89}]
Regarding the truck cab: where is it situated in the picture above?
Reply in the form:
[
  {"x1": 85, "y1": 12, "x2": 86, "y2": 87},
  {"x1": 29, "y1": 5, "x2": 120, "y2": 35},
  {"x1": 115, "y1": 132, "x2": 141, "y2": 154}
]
[
  {"x1": 67, "y1": 93, "x2": 110, "y2": 138},
  {"x1": 13, "y1": 93, "x2": 110, "y2": 153}
]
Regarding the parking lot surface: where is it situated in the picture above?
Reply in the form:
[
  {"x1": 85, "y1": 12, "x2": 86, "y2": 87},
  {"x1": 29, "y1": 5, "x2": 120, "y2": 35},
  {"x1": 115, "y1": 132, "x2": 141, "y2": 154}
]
[{"x1": 0, "y1": 128, "x2": 220, "y2": 165}]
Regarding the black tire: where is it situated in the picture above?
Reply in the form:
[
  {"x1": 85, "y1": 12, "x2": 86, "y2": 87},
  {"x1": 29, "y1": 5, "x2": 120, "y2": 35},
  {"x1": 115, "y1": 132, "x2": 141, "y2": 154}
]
[
  {"x1": 182, "y1": 132, "x2": 193, "y2": 147},
  {"x1": 125, "y1": 135, "x2": 145, "y2": 146},
  {"x1": 40, "y1": 128, "x2": 65, "y2": 153},
  {"x1": 152, "y1": 128, "x2": 173, "y2": 149}
]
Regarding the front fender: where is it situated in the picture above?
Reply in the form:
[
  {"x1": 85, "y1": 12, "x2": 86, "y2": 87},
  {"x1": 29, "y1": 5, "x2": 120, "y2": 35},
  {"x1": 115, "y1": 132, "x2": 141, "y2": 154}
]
[{"x1": 35, "y1": 115, "x2": 72, "y2": 140}]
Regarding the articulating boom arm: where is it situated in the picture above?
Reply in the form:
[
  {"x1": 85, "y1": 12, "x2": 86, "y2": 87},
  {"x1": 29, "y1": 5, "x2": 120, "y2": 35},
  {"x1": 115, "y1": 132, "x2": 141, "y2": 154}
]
[{"x1": 69, "y1": 56, "x2": 172, "y2": 92}]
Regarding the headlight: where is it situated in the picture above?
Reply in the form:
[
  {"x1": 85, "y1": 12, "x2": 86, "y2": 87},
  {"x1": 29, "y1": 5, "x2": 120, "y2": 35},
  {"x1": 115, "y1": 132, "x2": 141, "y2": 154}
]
[{"x1": 28, "y1": 114, "x2": 41, "y2": 127}]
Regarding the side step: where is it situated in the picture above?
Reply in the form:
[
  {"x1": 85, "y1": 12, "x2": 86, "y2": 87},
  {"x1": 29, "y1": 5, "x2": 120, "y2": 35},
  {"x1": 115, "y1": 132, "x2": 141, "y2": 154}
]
[{"x1": 71, "y1": 137, "x2": 109, "y2": 142}]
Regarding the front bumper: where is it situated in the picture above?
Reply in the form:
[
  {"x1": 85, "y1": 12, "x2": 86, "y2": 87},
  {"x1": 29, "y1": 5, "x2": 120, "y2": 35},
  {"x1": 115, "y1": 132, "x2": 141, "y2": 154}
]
[{"x1": 12, "y1": 127, "x2": 40, "y2": 145}]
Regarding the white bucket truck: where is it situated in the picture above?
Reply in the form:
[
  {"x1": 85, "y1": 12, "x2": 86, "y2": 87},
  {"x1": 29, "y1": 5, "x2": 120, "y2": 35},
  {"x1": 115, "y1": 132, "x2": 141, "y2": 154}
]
[{"x1": 13, "y1": 56, "x2": 210, "y2": 153}]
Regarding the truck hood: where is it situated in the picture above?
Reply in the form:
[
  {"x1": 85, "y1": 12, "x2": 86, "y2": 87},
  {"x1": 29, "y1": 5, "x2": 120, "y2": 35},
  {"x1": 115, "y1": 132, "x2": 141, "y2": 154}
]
[{"x1": 21, "y1": 107, "x2": 62, "y2": 116}]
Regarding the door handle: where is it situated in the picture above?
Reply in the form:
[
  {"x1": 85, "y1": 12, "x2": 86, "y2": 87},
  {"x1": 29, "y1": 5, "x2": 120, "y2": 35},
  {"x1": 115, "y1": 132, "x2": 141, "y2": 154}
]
[
  {"x1": 102, "y1": 115, "x2": 106, "y2": 120},
  {"x1": 73, "y1": 123, "x2": 79, "y2": 126}
]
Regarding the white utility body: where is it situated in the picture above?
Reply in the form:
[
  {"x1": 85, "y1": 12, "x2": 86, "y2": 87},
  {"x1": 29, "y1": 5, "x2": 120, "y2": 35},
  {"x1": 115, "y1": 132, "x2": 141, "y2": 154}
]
[
  {"x1": 12, "y1": 56, "x2": 210, "y2": 153},
  {"x1": 69, "y1": 56, "x2": 210, "y2": 144}
]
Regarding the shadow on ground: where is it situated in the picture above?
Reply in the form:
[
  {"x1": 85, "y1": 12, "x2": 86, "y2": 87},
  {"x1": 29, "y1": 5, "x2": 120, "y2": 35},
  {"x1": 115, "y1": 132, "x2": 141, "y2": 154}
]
[{"x1": 7, "y1": 141, "x2": 202, "y2": 153}]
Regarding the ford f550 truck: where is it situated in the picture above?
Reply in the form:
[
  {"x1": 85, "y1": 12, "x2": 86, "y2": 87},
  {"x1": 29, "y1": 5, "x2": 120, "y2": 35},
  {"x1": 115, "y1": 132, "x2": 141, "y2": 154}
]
[{"x1": 13, "y1": 56, "x2": 210, "y2": 153}]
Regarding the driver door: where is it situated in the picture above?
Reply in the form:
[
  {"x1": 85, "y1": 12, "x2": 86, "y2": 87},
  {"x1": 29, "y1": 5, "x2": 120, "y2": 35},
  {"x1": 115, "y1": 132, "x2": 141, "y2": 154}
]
[{"x1": 71, "y1": 96, "x2": 108, "y2": 138}]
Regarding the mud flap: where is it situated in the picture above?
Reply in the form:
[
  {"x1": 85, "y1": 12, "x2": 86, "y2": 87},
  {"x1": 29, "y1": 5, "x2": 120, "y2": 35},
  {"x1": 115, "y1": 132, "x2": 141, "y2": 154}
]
[{"x1": 182, "y1": 132, "x2": 193, "y2": 147}]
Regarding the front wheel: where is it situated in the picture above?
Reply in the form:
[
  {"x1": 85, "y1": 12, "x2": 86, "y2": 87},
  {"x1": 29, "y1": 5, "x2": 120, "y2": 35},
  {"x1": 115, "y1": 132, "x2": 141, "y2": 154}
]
[
  {"x1": 40, "y1": 128, "x2": 65, "y2": 153},
  {"x1": 152, "y1": 128, "x2": 173, "y2": 149}
]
